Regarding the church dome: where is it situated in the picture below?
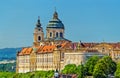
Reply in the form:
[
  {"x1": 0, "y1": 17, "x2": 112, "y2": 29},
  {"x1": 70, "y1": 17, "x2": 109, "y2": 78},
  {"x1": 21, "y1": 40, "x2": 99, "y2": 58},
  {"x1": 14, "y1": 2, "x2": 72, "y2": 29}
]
[{"x1": 47, "y1": 11, "x2": 64, "y2": 29}]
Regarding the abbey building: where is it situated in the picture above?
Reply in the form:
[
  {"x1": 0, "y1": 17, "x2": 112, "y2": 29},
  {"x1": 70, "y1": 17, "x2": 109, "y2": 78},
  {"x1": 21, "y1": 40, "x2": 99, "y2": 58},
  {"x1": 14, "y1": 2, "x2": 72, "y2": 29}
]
[
  {"x1": 16, "y1": 11, "x2": 120, "y2": 73},
  {"x1": 33, "y1": 11, "x2": 68, "y2": 47}
]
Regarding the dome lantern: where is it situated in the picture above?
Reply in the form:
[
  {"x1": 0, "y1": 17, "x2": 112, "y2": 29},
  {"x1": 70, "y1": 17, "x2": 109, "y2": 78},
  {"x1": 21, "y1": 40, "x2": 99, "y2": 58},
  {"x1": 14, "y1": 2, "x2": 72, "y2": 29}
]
[
  {"x1": 47, "y1": 11, "x2": 64, "y2": 29},
  {"x1": 53, "y1": 11, "x2": 58, "y2": 19}
]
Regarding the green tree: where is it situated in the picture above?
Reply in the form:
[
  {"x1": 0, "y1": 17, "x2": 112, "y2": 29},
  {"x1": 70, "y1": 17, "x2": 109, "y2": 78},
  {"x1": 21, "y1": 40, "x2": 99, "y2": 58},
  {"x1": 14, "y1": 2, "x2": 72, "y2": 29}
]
[
  {"x1": 0, "y1": 62, "x2": 16, "y2": 72},
  {"x1": 30, "y1": 72, "x2": 35, "y2": 78},
  {"x1": 0, "y1": 70, "x2": 54, "y2": 78},
  {"x1": 77, "y1": 64, "x2": 85, "y2": 78},
  {"x1": 84, "y1": 56, "x2": 99, "y2": 76},
  {"x1": 115, "y1": 62, "x2": 120, "y2": 78},
  {"x1": 93, "y1": 56, "x2": 116, "y2": 78},
  {"x1": 62, "y1": 64, "x2": 77, "y2": 74},
  {"x1": 47, "y1": 70, "x2": 54, "y2": 78},
  {"x1": 0, "y1": 72, "x2": 15, "y2": 78},
  {"x1": 93, "y1": 62, "x2": 107, "y2": 78},
  {"x1": 102, "y1": 56, "x2": 116, "y2": 74}
]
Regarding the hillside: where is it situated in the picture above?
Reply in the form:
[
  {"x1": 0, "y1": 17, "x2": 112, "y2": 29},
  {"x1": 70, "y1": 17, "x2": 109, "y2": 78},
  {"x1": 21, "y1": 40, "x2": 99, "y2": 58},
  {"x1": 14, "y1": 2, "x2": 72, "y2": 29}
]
[{"x1": 0, "y1": 48, "x2": 21, "y2": 61}]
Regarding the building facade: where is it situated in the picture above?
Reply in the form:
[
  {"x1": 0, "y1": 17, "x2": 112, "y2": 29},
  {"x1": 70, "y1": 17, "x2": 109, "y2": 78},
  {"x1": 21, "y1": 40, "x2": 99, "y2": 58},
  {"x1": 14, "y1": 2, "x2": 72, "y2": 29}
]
[{"x1": 16, "y1": 11, "x2": 120, "y2": 73}]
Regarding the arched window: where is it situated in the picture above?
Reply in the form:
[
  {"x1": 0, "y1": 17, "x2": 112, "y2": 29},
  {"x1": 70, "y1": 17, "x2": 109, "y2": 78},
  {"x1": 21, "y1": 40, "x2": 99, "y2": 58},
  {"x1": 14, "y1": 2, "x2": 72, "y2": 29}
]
[
  {"x1": 50, "y1": 32, "x2": 52, "y2": 37},
  {"x1": 60, "y1": 32, "x2": 63, "y2": 37},
  {"x1": 56, "y1": 32, "x2": 58, "y2": 37},
  {"x1": 38, "y1": 29, "x2": 40, "y2": 31},
  {"x1": 38, "y1": 36, "x2": 41, "y2": 41}
]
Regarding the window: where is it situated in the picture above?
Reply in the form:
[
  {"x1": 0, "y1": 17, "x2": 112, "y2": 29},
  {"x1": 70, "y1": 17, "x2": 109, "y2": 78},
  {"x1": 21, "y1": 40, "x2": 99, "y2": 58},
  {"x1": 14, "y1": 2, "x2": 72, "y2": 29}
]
[
  {"x1": 38, "y1": 29, "x2": 40, "y2": 31},
  {"x1": 60, "y1": 32, "x2": 63, "y2": 37},
  {"x1": 56, "y1": 32, "x2": 58, "y2": 37},
  {"x1": 38, "y1": 36, "x2": 41, "y2": 41},
  {"x1": 61, "y1": 53, "x2": 64, "y2": 61},
  {"x1": 50, "y1": 32, "x2": 52, "y2": 37},
  {"x1": 102, "y1": 47, "x2": 105, "y2": 52},
  {"x1": 61, "y1": 53, "x2": 64, "y2": 58}
]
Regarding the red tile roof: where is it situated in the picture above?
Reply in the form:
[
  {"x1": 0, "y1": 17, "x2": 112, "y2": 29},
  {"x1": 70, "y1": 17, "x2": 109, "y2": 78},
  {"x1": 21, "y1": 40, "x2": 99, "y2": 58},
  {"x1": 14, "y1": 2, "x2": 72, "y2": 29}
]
[
  {"x1": 38, "y1": 45, "x2": 56, "y2": 53},
  {"x1": 18, "y1": 44, "x2": 57, "y2": 55},
  {"x1": 17, "y1": 42, "x2": 120, "y2": 56},
  {"x1": 18, "y1": 47, "x2": 32, "y2": 55}
]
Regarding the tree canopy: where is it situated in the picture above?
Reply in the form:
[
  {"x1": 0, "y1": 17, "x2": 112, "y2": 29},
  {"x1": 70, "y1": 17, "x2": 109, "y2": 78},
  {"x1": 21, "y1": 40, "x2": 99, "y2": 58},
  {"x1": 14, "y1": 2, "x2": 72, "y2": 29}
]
[
  {"x1": 93, "y1": 56, "x2": 116, "y2": 78},
  {"x1": 62, "y1": 64, "x2": 77, "y2": 74},
  {"x1": 0, "y1": 70, "x2": 54, "y2": 78},
  {"x1": 84, "y1": 55, "x2": 99, "y2": 76},
  {"x1": 77, "y1": 64, "x2": 85, "y2": 78},
  {"x1": 115, "y1": 62, "x2": 120, "y2": 78}
]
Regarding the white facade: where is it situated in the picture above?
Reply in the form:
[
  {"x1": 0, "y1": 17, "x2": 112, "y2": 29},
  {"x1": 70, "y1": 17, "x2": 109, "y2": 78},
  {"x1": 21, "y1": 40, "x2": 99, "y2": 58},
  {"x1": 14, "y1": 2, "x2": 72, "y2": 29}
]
[{"x1": 17, "y1": 55, "x2": 30, "y2": 73}]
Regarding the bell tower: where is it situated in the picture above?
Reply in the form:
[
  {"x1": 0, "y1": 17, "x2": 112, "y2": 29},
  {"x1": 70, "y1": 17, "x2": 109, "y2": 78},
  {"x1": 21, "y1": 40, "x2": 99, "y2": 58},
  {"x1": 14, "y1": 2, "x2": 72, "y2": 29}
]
[{"x1": 33, "y1": 17, "x2": 44, "y2": 46}]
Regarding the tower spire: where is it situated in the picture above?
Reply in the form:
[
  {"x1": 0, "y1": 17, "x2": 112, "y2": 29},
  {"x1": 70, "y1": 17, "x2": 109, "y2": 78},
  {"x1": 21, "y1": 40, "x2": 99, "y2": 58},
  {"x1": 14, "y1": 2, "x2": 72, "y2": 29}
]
[
  {"x1": 53, "y1": 8, "x2": 58, "y2": 19},
  {"x1": 36, "y1": 16, "x2": 41, "y2": 27}
]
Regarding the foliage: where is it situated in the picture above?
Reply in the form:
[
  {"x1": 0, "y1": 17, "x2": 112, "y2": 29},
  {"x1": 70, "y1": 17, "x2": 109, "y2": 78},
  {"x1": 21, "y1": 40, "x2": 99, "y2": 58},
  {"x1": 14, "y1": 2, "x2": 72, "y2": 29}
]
[
  {"x1": 93, "y1": 56, "x2": 116, "y2": 78},
  {"x1": 0, "y1": 72, "x2": 15, "y2": 78},
  {"x1": 0, "y1": 70, "x2": 54, "y2": 78},
  {"x1": 115, "y1": 62, "x2": 120, "y2": 78},
  {"x1": 62, "y1": 56, "x2": 116, "y2": 78},
  {"x1": 77, "y1": 64, "x2": 85, "y2": 78},
  {"x1": 102, "y1": 56, "x2": 116, "y2": 74},
  {"x1": 84, "y1": 55, "x2": 99, "y2": 76},
  {"x1": 93, "y1": 62, "x2": 107, "y2": 78},
  {"x1": 0, "y1": 62, "x2": 16, "y2": 72},
  {"x1": 62, "y1": 64, "x2": 86, "y2": 78},
  {"x1": 62, "y1": 64, "x2": 77, "y2": 74},
  {"x1": 0, "y1": 55, "x2": 117, "y2": 78}
]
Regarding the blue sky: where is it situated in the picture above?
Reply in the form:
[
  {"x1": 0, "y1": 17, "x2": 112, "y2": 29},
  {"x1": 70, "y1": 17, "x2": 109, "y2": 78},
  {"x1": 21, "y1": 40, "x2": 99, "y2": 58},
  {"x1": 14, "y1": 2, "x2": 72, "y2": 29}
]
[{"x1": 0, "y1": 0, "x2": 120, "y2": 48}]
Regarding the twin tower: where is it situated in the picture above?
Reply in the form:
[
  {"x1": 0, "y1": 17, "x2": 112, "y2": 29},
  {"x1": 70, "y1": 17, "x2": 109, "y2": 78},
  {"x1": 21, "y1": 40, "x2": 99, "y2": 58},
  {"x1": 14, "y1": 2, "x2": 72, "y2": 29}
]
[{"x1": 33, "y1": 11, "x2": 68, "y2": 46}]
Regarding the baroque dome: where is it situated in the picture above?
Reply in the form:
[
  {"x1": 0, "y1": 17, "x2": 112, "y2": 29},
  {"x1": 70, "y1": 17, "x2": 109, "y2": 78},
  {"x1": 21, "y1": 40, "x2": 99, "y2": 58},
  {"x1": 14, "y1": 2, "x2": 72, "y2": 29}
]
[{"x1": 47, "y1": 11, "x2": 64, "y2": 29}]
